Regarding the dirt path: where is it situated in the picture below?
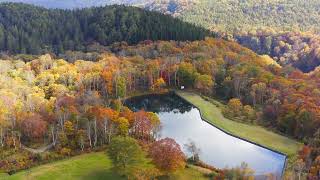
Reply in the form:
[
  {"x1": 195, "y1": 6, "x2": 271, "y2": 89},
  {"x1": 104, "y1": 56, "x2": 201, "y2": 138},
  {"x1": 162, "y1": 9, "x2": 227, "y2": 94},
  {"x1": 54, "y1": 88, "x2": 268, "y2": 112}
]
[{"x1": 21, "y1": 143, "x2": 55, "y2": 154}]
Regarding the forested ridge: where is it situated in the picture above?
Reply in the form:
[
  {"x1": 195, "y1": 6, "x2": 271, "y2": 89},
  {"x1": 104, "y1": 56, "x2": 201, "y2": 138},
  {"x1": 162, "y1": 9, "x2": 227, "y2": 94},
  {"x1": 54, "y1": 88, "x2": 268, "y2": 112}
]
[
  {"x1": 7, "y1": 0, "x2": 320, "y2": 33},
  {"x1": 0, "y1": 3, "x2": 210, "y2": 54},
  {"x1": 2, "y1": 2, "x2": 320, "y2": 72},
  {"x1": 7, "y1": 0, "x2": 320, "y2": 32},
  {"x1": 175, "y1": 0, "x2": 320, "y2": 33},
  {"x1": 113, "y1": 0, "x2": 320, "y2": 72},
  {"x1": 171, "y1": 0, "x2": 320, "y2": 72},
  {"x1": 229, "y1": 29, "x2": 320, "y2": 72}
]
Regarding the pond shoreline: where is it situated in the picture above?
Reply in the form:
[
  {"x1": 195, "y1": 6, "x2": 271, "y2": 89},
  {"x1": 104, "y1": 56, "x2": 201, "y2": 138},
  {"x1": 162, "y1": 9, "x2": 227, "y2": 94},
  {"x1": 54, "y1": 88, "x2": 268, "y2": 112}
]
[
  {"x1": 173, "y1": 91, "x2": 288, "y2": 178},
  {"x1": 175, "y1": 91, "x2": 288, "y2": 155},
  {"x1": 125, "y1": 91, "x2": 290, "y2": 178}
]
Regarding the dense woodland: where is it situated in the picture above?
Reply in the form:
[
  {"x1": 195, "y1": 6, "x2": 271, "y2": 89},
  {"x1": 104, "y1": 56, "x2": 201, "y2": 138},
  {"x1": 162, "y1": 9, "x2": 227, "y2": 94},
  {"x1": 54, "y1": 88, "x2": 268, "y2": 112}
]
[
  {"x1": 220, "y1": 29, "x2": 320, "y2": 72},
  {"x1": 141, "y1": 0, "x2": 320, "y2": 73},
  {"x1": 164, "y1": 0, "x2": 320, "y2": 72},
  {"x1": 0, "y1": 38, "x2": 319, "y2": 178},
  {"x1": 116, "y1": 0, "x2": 320, "y2": 72},
  {"x1": 177, "y1": 0, "x2": 320, "y2": 33},
  {"x1": 0, "y1": 3, "x2": 210, "y2": 54},
  {"x1": 2, "y1": 2, "x2": 320, "y2": 73},
  {"x1": 6, "y1": 0, "x2": 320, "y2": 33},
  {"x1": 179, "y1": 0, "x2": 320, "y2": 72},
  {"x1": 2, "y1": 1, "x2": 320, "y2": 74}
]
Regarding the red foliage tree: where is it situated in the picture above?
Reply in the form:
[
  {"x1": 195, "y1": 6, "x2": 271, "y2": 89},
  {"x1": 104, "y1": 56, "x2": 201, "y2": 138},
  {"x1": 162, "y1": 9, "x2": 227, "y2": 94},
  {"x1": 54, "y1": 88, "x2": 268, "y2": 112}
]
[
  {"x1": 132, "y1": 110, "x2": 153, "y2": 139},
  {"x1": 21, "y1": 113, "x2": 47, "y2": 139},
  {"x1": 131, "y1": 110, "x2": 160, "y2": 140},
  {"x1": 149, "y1": 138, "x2": 186, "y2": 173}
]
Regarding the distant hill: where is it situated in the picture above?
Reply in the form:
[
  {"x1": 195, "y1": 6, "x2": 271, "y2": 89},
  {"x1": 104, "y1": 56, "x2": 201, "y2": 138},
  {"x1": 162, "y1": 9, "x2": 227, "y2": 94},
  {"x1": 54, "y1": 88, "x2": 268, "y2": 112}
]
[
  {"x1": 4, "y1": 0, "x2": 320, "y2": 33},
  {"x1": 2, "y1": 0, "x2": 320, "y2": 32},
  {"x1": 2, "y1": 0, "x2": 320, "y2": 71},
  {"x1": 0, "y1": 3, "x2": 210, "y2": 54},
  {"x1": 139, "y1": 0, "x2": 320, "y2": 72},
  {"x1": 186, "y1": 1, "x2": 320, "y2": 32}
]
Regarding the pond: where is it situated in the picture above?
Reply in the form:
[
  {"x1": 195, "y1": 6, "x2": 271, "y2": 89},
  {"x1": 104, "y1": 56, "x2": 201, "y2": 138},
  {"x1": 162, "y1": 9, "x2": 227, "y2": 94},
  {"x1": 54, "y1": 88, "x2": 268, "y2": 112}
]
[{"x1": 124, "y1": 93, "x2": 286, "y2": 179}]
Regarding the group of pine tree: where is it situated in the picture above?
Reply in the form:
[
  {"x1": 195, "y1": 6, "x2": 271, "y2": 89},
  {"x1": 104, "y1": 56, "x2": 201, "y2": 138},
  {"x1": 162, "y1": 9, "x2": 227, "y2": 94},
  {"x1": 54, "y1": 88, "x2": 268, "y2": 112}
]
[{"x1": 0, "y1": 3, "x2": 209, "y2": 54}]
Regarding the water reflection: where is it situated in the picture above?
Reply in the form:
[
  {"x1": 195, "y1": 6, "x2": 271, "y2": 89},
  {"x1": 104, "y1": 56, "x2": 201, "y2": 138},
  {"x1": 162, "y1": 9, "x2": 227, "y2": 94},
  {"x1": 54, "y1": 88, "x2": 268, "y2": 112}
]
[
  {"x1": 125, "y1": 93, "x2": 286, "y2": 178},
  {"x1": 125, "y1": 93, "x2": 193, "y2": 113}
]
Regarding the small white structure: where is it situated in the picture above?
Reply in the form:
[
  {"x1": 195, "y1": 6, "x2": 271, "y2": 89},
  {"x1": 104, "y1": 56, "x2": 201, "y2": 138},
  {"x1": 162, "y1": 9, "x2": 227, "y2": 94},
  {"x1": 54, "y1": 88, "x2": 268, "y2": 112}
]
[{"x1": 181, "y1": 86, "x2": 185, "y2": 90}]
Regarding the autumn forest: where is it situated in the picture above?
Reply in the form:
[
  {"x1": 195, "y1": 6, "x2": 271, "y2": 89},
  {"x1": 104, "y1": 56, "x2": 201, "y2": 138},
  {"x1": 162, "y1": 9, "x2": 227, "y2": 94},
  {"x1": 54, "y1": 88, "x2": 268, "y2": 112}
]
[{"x1": 0, "y1": 1, "x2": 319, "y2": 180}]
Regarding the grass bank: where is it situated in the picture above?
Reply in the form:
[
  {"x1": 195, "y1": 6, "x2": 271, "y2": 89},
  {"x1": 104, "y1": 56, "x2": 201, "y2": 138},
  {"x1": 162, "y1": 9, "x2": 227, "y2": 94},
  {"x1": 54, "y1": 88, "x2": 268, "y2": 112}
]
[
  {"x1": 175, "y1": 91, "x2": 302, "y2": 158},
  {"x1": 1, "y1": 152, "x2": 209, "y2": 180}
]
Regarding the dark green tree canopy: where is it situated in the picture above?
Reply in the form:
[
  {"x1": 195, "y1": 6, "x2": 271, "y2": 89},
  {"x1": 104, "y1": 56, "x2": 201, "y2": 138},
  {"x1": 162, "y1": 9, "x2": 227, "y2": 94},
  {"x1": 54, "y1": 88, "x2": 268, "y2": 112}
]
[{"x1": 0, "y1": 3, "x2": 211, "y2": 54}]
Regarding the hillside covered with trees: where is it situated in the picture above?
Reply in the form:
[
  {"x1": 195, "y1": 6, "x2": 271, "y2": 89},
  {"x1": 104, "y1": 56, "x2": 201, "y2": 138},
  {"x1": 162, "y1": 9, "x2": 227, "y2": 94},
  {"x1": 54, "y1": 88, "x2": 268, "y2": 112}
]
[
  {"x1": 7, "y1": 0, "x2": 320, "y2": 32},
  {"x1": 0, "y1": 3, "x2": 210, "y2": 54},
  {"x1": 147, "y1": 0, "x2": 320, "y2": 72},
  {"x1": 112, "y1": 0, "x2": 320, "y2": 72},
  {"x1": 154, "y1": 0, "x2": 320, "y2": 33},
  {"x1": 141, "y1": 0, "x2": 320, "y2": 72},
  {"x1": 230, "y1": 29, "x2": 320, "y2": 72},
  {"x1": 2, "y1": 1, "x2": 320, "y2": 72}
]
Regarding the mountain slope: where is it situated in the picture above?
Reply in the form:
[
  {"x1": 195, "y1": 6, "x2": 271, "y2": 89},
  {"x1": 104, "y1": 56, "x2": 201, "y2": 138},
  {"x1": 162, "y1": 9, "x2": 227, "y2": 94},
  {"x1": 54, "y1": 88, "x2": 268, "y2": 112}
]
[
  {"x1": 0, "y1": 3, "x2": 210, "y2": 54},
  {"x1": 140, "y1": 0, "x2": 320, "y2": 72},
  {"x1": 146, "y1": 0, "x2": 320, "y2": 72},
  {"x1": 2, "y1": 0, "x2": 320, "y2": 71},
  {"x1": 183, "y1": 0, "x2": 320, "y2": 32},
  {"x1": 3, "y1": 0, "x2": 320, "y2": 33}
]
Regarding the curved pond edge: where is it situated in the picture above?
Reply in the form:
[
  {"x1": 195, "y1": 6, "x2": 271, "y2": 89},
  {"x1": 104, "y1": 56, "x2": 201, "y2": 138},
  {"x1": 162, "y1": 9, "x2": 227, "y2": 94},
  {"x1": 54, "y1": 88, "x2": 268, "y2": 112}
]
[{"x1": 172, "y1": 91, "x2": 288, "y2": 178}]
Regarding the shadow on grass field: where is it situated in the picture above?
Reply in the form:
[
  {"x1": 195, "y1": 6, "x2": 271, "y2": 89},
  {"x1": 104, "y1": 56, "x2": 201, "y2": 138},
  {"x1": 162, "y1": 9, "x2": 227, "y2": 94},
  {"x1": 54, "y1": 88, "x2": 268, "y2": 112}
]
[{"x1": 80, "y1": 169, "x2": 124, "y2": 180}]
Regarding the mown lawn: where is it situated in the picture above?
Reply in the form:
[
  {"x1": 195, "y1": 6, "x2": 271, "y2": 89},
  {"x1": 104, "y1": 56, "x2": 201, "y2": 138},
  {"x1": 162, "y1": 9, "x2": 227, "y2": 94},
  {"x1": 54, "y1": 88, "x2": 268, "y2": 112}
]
[
  {"x1": 176, "y1": 91, "x2": 302, "y2": 157},
  {"x1": 1, "y1": 152, "x2": 123, "y2": 180},
  {"x1": 0, "y1": 152, "x2": 208, "y2": 180}
]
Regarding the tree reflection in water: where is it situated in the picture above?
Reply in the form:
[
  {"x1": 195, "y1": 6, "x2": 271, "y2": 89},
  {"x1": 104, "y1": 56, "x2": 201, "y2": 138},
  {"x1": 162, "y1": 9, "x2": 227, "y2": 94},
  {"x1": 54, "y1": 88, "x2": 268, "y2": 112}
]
[{"x1": 124, "y1": 92, "x2": 193, "y2": 114}]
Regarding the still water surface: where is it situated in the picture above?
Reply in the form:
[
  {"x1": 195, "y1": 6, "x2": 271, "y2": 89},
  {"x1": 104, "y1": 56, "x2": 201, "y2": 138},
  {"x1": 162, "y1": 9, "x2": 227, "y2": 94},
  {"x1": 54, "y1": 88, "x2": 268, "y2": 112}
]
[{"x1": 125, "y1": 93, "x2": 286, "y2": 178}]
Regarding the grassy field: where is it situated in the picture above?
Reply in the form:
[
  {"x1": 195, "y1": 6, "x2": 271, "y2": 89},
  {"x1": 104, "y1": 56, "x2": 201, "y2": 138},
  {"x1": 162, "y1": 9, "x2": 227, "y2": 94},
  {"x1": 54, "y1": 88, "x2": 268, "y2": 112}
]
[
  {"x1": 0, "y1": 152, "x2": 123, "y2": 180},
  {"x1": 176, "y1": 91, "x2": 302, "y2": 157},
  {"x1": 0, "y1": 152, "x2": 208, "y2": 180},
  {"x1": 170, "y1": 167, "x2": 209, "y2": 180}
]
